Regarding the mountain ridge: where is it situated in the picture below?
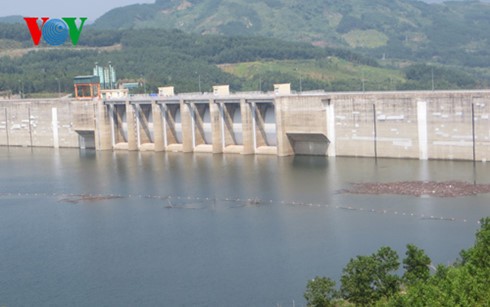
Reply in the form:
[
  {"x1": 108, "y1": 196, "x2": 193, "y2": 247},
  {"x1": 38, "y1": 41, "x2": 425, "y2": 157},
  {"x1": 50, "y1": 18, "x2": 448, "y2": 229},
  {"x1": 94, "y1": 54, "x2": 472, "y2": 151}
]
[
  {"x1": 0, "y1": 15, "x2": 23, "y2": 24},
  {"x1": 91, "y1": 0, "x2": 490, "y2": 67}
]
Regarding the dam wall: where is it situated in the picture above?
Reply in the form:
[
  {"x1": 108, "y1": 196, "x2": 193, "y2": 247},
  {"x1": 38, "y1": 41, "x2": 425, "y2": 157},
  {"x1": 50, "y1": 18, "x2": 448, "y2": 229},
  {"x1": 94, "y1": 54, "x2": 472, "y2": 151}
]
[
  {"x1": 1, "y1": 89, "x2": 490, "y2": 161},
  {"x1": 0, "y1": 99, "x2": 97, "y2": 149},
  {"x1": 328, "y1": 91, "x2": 490, "y2": 161}
]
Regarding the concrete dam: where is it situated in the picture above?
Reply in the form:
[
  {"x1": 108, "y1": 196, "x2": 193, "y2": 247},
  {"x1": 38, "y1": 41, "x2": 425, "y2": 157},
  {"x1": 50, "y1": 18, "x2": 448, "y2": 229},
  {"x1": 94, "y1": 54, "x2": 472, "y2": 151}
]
[{"x1": 1, "y1": 88, "x2": 490, "y2": 161}]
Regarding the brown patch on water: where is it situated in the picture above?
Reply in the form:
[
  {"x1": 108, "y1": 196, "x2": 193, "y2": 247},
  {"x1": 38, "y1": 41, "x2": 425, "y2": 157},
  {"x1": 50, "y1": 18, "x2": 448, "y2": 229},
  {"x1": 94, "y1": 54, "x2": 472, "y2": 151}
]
[
  {"x1": 58, "y1": 194, "x2": 124, "y2": 204},
  {"x1": 343, "y1": 181, "x2": 490, "y2": 197}
]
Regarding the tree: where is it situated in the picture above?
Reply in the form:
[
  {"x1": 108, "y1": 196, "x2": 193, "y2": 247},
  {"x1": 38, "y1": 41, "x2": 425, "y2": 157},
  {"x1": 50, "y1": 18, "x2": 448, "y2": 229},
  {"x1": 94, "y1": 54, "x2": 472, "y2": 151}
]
[
  {"x1": 310, "y1": 218, "x2": 490, "y2": 306},
  {"x1": 341, "y1": 246, "x2": 400, "y2": 306},
  {"x1": 373, "y1": 246, "x2": 401, "y2": 299},
  {"x1": 341, "y1": 255, "x2": 380, "y2": 306},
  {"x1": 459, "y1": 217, "x2": 490, "y2": 301},
  {"x1": 460, "y1": 217, "x2": 490, "y2": 270},
  {"x1": 394, "y1": 219, "x2": 490, "y2": 306},
  {"x1": 396, "y1": 265, "x2": 484, "y2": 306},
  {"x1": 402, "y1": 244, "x2": 432, "y2": 285},
  {"x1": 304, "y1": 276, "x2": 338, "y2": 307}
]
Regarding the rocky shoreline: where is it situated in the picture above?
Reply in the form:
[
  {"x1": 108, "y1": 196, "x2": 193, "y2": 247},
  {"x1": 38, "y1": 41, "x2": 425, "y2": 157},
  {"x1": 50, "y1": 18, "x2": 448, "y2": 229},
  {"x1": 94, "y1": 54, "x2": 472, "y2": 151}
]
[{"x1": 343, "y1": 181, "x2": 490, "y2": 198}]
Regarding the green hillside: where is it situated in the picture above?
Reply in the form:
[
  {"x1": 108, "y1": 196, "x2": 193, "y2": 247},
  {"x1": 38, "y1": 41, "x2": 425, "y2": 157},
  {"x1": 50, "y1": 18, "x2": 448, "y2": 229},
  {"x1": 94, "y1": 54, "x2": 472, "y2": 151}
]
[
  {"x1": 219, "y1": 58, "x2": 405, "y2": 92},
  {"x1": 92, "y1": 0, "x2": 490, "y2": 68},
  {"x1": 0, "y1": 25, "x2": 482, "y2": 97},
  {"x1": 0, "y1": 27, "x2": 403, "y2": 95}
]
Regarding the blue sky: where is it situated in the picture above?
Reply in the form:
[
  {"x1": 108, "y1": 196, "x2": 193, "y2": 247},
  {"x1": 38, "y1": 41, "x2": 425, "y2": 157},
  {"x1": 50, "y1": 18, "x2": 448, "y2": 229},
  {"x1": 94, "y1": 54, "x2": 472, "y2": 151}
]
[{"x1": 1, "y1": 0, "x2": 154, "y2": 22}]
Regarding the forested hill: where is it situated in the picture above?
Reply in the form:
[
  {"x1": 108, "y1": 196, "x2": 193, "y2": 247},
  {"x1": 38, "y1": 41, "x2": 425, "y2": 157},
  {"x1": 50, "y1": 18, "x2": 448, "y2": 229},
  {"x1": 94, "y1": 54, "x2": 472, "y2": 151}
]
[
  {"x1": 0, "y1": 26, "x2": 411, "y2": 96},
  {"x1": 0, "y1": 16, "x2": 23, "y2": 24},
  {"x1": 2, "y1": 21, "x2": 481, "y2": 97},
  {"x1": 92, "y1": 0, "x2": 490, "y2": 68}
]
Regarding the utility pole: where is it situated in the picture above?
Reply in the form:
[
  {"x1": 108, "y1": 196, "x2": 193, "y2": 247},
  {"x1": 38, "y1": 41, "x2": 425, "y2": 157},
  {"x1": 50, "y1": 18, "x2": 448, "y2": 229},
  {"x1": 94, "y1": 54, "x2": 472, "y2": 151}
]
[
  {"x1": 55, "y1": 77, "x2": 61, "y2": 98},
  {"x1": 299, "y1": 73, "x2": 303, "y2": 93},
  {"x1": 18, "y1": 79, "x2": 24, "y2": 99},
  {"x1": 198, "y1": 74, "x2": 202, "y2": 93},
  {"x1": 295, "y1": 66, "x2": 302, "y2": 93},
  {"x1": 431, "y1": 67, "x2": 435, "y2": 91},
  {"x1": 140, "y1": 74, "x2": 146, "y2": 94},
  {"x1": 361, "y1": 71, "x2": 366, "y2": 92}
]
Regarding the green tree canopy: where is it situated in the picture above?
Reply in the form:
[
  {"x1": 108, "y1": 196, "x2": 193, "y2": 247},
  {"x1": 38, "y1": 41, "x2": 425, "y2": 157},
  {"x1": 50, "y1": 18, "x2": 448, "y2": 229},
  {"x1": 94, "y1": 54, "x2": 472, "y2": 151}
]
[
  {"x1": 304, "y1": 276, "x2": 338, "y2": 307},
  {"x1": 340, "y1": 246, "x2": 400, "y2": 306},
  {"x1": 402, "y1": 244, "x2": 432, "y2": 286}
]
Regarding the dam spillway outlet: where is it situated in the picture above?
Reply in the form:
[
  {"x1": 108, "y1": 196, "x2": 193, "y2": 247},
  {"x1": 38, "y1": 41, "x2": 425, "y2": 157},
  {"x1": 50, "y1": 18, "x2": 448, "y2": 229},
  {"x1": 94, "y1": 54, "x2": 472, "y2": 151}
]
[
  {"x1": 134, "y1": 103, "x2": 154, "y2": 147},
  {"x1": 78, "y1": 131, "x2": 96, "y2": 149},
  {"x1": 287, "y1": 133, "x2": 330, "y2": 156},
  {"x1": 199, "y1": 104, "x2": 213, "y2": 144},
  {"x1": 109, "y1": 104, "x2": 128, "y2": 146},
  {"x1": 188, "y1": 101, "x2": 213, "y2": 153},
  {"x1": 160, "y1": 103, "x2": 183, "y2": 147},
  {"x1": 254, "y1": 102, "x2": 277, "y2": 147},
  {"x1": 232, "y1": 105, "x2": 243, "y2": 145},
  {"x1": 219, "y1": 102, "x2": 243, "y2": 148}
]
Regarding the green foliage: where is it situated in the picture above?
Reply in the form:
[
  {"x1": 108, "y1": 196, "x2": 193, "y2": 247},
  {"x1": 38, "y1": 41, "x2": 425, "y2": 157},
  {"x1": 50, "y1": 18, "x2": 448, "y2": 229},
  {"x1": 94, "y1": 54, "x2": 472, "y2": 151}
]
[
  {"x1": 304, "y1": 276, "x2": 338, "y2": 307},
  {"x1": 340, "y1": 246, "x2": 400, "y2": 306},
  {"x1": 395, "y1": 264, "x2": 488, "y2": 306},
  {"x1": 222, "y1": 57, "x2": 404, "y2": 92},
  {"x1": 309, "y1": 218, "x2": 490, "y2": 306},
  {"x1": 0, "y1": 50, "x2": 98, "y2": 95},
  {"x1": 341, "y1": 255, "x2": 381, "y2": 306},
  {"x1": 80, "y1": 29, "x2": 123, "y2": 47},
  {"x1": 461, "y1": 217, "x2": 490, "y2": 270},
  {"x1": 402, "y1": 244, "x2": 431, "y2": 285},
  {"x1": 0, "y1": 26, "x2": 387, "y2": 94},
  {"x1": 91, "y1": 0, "x2": 490, "y2": 71},
  {"x1": 400, "y1": 64, "x2": 477, "y2": 90},
  {"x1": 0, "y1": 23, "x2": 31, "y2": 43},
  {"x1": 0, "y1": 17, "x2": 487, "y2": 95},
  {"x1": 373, "y1": 247, "x2": 401, "y2": 298},
  {"x1": 116, "y1": 28, "x2": 377, "y2": 66},
  {"x1": 92, "y1": 3, "x2": 158, "y2": 30}
]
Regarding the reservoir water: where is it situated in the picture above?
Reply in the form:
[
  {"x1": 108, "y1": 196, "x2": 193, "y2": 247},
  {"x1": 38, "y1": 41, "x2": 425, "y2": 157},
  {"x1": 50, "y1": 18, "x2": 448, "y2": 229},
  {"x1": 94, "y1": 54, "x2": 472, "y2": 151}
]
[{"x1": 1, "y1": 148, "x2": 490, "y2": 306}]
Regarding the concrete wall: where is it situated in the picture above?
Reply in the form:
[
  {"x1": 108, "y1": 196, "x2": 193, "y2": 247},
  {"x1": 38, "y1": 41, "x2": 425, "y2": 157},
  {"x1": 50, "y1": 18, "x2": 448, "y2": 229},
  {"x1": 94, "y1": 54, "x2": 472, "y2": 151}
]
[
  {"x1": 332, "y1": 94, "x2": 420, "y2": 159},
  {"x1": 94, "y1": 101, "x2": 112, "y2": 150},
  {"x1": 241, "y1": 99, "x2": 255, "y2": 155},
  {"x1": 0, "y1": 99, "x2": 92, "y2": 148},
  {"x1": 327, "y1": 91, "x2": 490, "y2": 161}
]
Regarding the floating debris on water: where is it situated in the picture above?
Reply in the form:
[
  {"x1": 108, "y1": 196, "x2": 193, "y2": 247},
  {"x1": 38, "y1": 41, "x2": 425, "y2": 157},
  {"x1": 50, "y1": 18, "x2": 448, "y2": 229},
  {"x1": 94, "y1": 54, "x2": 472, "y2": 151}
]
[
  {"x1": 246, "y1": 198, "x2": 261, "y2": 205},
  {"x1": 58, "y1": 194, "x2": 124, "y2": 204},
  {"x1": 342, "y1": 181, "x2": 490, "y2": 197},
  {"x1": 0, "y1": 191, "x2": 481, "y2": 224}
]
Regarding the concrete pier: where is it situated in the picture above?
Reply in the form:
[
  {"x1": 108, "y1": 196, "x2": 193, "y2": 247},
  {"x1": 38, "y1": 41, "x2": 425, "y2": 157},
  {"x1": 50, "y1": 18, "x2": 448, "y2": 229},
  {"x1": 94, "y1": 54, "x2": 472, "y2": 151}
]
[{"x1": 1, "y1": 89, "x2": 490, "y2": 161}]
